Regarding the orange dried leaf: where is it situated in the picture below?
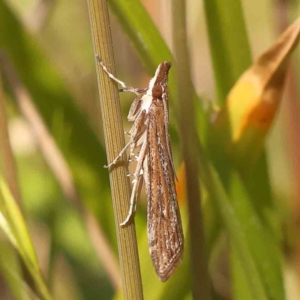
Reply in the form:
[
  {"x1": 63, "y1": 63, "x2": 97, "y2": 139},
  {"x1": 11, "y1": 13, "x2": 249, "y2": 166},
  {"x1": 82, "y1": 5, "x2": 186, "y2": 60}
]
[
  {"x1": 176, "y1": 162, "x2": 186, "y2": 205},
  {"x1": 211, "y1": 18, "x2": 300, "y2": 170}
]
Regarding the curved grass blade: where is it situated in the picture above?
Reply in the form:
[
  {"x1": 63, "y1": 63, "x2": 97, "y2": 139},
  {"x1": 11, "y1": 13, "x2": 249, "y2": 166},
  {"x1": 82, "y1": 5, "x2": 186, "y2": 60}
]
[
  {"x1": 0, "y1": 242, "x2": 35, "y2": 300},
  {"x1": 197, "y1": 144, "x2": 284, "y2": 300},
  {"x1": 0, "y1": 177, "x2": 51, "y2": 300}
]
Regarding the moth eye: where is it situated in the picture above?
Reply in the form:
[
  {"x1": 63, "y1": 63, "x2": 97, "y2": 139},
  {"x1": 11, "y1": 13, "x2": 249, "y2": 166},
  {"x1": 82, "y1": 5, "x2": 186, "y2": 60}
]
[{"x1": 152, "y1": 85, "x2": 163, "y2": 99}]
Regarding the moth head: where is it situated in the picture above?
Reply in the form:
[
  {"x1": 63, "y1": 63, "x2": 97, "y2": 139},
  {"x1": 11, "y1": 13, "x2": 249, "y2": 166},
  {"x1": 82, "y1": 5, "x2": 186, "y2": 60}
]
[
  {"x1": 152, "y1": 85, "x2": 163, "y2": 99},
  {"x1": 157, "y1": 61, "x2": 172, "y2": 79},
  {"x1": 150, "y1": 61, "x2": 172, "y2": 100}
]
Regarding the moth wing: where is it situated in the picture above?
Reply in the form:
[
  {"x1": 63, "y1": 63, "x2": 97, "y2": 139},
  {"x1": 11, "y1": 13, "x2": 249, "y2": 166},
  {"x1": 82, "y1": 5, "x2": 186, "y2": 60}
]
[{"x1": 144, "y1": 104, "x2": 184, "y2": 281}]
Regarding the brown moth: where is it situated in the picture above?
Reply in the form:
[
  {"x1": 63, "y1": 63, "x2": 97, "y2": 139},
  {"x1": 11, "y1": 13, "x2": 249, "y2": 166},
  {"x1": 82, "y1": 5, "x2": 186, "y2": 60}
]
[{"x1": 97, "y1": 56, "x2": 184, "y2": 281}]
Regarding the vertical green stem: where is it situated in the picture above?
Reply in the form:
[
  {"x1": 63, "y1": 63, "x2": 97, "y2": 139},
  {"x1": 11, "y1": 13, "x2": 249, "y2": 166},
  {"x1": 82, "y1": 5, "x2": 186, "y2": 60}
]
[
  {"x1": 171, "y1": 1, "x2": 211, "y2": 299},
  {"x1": 86, "y1": 0, "x2": 143, "y2": 299}
]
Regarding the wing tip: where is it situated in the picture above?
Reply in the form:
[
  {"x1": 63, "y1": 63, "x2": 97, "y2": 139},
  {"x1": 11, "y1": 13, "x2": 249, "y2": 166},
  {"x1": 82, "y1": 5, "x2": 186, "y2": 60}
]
[{"x1": 155, "y1": 246, "x2": 184, "y2": 282}]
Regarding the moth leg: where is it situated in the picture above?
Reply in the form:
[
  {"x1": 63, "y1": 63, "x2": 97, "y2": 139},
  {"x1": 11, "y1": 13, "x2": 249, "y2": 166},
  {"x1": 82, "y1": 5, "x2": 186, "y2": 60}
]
[
  {"x1": 96, "y1": 55, "x2": 142, "y2": 95},
  {"x1": 120, "y1": 136, "x2": 148, "y2": 226},
  {"x1": 128, "y1": 151, "x2": 139, "y2": 162},
  {"x1": 134, "y1": 173, "x2": 144, "y2": 213},
  {"x1": 128, "y1": 111, "x2": 146, "y2": 145},
  {"x1": 128, "y1": 130, "x2": 146, "y2": 162},
  {"x1": 104, "y1": 140, "x2": 133, "y2": 168},
  {"x1": 120, "y1": 175, "x2": 143, "y2": 226}
]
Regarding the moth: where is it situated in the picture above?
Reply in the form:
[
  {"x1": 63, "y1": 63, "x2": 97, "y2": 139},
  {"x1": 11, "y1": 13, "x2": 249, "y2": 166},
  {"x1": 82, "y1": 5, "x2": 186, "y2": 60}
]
[{"x1": 97, "y1": 55, "x2": 184, "y2": 281}]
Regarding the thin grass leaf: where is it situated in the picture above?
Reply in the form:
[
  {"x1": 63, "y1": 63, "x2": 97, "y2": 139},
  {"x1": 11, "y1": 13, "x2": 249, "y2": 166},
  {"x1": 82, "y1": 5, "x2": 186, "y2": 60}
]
[
  {"x1": 172, "y1": 0, "x2": 210, "y2": 298},
  {"x1": 206, "y1": 19, "x2": 300, "y2": 300},
  {"x1": 202, "y1": 4, "x2": 279, "y2": 298},
  {"x1": 0, "y1": 178, "x2": 51, "y2": 300},
  {"x1": 0, "y1": 242, "x2": 35, "y2": 300},
  {"x1": 203, "y1": 0, "x2": 252, "y2": 104},
  {"x1": 198, "y1": 144, "x2": 284, "y2": 300}
]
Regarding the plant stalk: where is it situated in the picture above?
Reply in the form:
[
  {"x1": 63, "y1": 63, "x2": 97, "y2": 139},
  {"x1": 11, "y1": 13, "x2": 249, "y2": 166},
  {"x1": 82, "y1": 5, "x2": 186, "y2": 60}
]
[
  {"x1": 86, "y1": 0, "x2": 143, "y2": 299},
  {"x1": 172, "y1": 0, "x2": 211, "y2": 298}
]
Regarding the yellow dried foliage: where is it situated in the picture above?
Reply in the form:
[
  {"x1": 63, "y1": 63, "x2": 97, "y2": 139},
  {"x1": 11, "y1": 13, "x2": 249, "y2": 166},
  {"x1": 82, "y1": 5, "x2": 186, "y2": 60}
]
[{"x1": 211, "y1": 18, "x2": 300, "y2": 171}]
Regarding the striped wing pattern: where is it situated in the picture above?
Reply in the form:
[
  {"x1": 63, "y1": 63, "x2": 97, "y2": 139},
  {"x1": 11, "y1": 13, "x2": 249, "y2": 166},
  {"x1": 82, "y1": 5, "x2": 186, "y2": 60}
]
[{"x1": 144, "y1": 101, "x2": 184, "y2": 281}]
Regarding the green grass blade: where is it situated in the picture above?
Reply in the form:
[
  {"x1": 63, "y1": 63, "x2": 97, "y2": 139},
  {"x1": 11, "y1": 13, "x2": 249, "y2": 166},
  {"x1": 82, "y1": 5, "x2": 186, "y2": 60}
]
[
  {"x1": 203, "y1": 0, "x2": 271, "y2": 204},
  {"x1": 203, "y1": 3, "x2": 281, "y2": 298},
  {"x1": 0, "y1": 177, "x2": 51, "y2": 300},
  {"x1": 198, "y1": 146, "x2": 284, "y2": 300},
  {"x1": 108, "y1": 0, "x2": 172, "y2": 73},
  {"x1": 0, "y1": 242, "x2": 34, "y2": 300},
  {"x1": 203, "y1": 0, "x2": 252, "y2": 103}
]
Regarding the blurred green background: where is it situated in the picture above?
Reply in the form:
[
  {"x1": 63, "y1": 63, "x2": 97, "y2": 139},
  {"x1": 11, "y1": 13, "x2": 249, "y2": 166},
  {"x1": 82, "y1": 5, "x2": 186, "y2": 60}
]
[{"x1": 0, "y1": 0, "x2": 300, "y2": 299}]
